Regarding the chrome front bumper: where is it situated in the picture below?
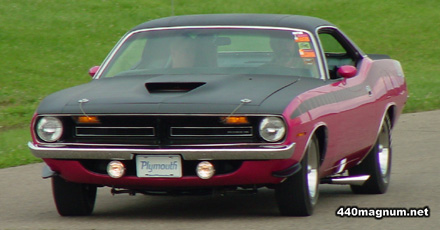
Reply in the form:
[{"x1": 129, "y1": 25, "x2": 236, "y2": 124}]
[{"x1": 28, "y1": 142, "x2": 295, "y2": 160}]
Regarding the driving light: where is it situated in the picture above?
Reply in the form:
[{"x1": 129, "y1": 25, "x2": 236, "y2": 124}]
[
  {"x1": 259, "y1": 117, "x2": 286, "y2": 142},
  {"x1": 107, "y1": 161, "x2": 125, "y2": 178},
  {"x1": 196, "y1": 161, "x2": 215, "y2": 179},
  {"x1": 36, "y1": 117, "x2": 63, "y2": 142}
]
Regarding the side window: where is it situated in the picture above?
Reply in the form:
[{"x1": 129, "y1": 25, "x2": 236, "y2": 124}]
[
  {"x1": 319, "y1": 33, "x2": 347, "y2": 54},
  {"x1": 318, "y1": 29, "x2": 359, "y2": 79}
]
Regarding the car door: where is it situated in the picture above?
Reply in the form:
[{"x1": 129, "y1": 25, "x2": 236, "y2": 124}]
[{"x1": 316, "y1": 27, "x2": 381, "y2": 170}]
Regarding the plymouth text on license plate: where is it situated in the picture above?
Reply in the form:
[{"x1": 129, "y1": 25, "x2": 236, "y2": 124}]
[{"x1": 136, "y1": 155, "x2": 182, "y2": 178}]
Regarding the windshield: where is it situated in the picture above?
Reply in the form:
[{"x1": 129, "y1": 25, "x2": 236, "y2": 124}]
[{"x1": 99, "y1": 28, "x2": 320, "y2": 78}]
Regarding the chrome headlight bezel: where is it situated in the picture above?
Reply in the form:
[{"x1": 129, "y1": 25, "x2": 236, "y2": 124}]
[
  {"x1": 36, "y1": 116, "x2": 64, "y2": 143},
  {"x1": 259, "y1": 116, "x2": 287, "y2": 143}
]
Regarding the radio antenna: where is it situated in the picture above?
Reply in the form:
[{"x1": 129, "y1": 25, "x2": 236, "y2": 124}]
[
  {"x1": 78, "y1": 98, "x2": 90, "y2": 118},
  {"x1": 171, "y1": 0, "x2": 175, "y2": 16},
  {"x1": 224, "y1": 98, "x2": 252, "y2": 122}
]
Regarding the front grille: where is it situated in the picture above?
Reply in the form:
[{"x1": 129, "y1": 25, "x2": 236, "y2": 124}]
[
  {"x1": 76, "y1": 127, "x2": 155, "y2": 137},
  {"x1": 60, "y1": 115, "x2": 264, "y2": 145}
]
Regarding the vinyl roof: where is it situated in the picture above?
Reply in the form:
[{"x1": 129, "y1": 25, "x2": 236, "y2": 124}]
[{"x1": 130, "y1": 14, "x2": 335, "y2": 32}]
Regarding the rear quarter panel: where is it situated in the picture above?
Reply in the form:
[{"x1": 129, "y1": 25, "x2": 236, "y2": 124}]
[{"x1": 282, "y1": 57, "x2": 407, "y2": 177}]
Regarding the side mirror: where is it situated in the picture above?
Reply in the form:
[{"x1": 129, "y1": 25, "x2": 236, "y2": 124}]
[
  {"x1": 337, "y1": 65, "x2": 357, "y2": 79},
  {"x1": 88, "y1": 66, "x2": 100, "y2": 77}
]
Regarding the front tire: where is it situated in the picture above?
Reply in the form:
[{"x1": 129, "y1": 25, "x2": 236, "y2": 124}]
[
  {"x1": 52, "y1": 176, "x2": 97, "y2": 216},
  {"x1": 275, "y1": 135, "x2": 320, "y2": 216},
  {"x1": 349, "y1": 116, "x2": 392, "y2": 194}
]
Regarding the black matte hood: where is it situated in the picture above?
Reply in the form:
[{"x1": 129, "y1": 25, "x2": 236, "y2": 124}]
[{"x1": 37, "y1": 74, "x2": 324, "y2": 115}]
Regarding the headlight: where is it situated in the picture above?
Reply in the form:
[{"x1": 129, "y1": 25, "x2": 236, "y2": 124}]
[
  {"x1": 36, "y1": 117, "x2": 63, "y2": 142},
  {"x1": 259, "y1": 117, "x2": 286, "y2": 142}
]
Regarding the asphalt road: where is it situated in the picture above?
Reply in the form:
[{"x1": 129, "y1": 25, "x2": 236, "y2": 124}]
[{"x1": 1, "y1": 110, "x2": 439, "y2": 229}]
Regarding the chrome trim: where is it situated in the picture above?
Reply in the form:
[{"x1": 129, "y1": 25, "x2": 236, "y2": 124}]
[
  {"x1": 76, "y1": 126, "x2": 155, "y2": 137},
  {"x1": 28, "y1": 142, "x2": 295, "y2": 160},
  {"x1": 335, "y1": 158, "x2": 347, "y2": 174},
  {"x1": 321, "y1": 175, "x2": 370, "y2": 186},
  {"x1": 36, "y1": 142, "x2": 284, "y2": 148},
  {"x1": 299, "y1": 122, "x2": 327, "y2": 163},
  {"x1": 315, "y1": 25, "x2": 367, "y2": 81},
  {"x1": 170, "y1": 126, "x2": 253, "y2": 137},
  {"x1": 36, "y1": 113, "x2": 283, "y2": 117}
]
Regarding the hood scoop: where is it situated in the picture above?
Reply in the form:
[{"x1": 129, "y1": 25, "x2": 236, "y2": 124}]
[{"x1": 145, "y1": 82, "x2": 206, "y2": 94}]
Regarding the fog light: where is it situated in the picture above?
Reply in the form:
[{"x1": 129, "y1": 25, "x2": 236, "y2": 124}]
[
  {"x1": 196, "y1": 161, "x2": 215, "y2": 179},
  {"x1": 107, "y1": 161, "x2": 125, "y2": 178}
]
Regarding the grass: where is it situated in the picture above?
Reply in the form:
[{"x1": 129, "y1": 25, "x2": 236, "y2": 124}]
[
  {"x1": 0, "y1": 0, "x2": 439, "y2": 168},
  {"x1": 0, "y1": 129, "x2": 40, "y2": 168}
]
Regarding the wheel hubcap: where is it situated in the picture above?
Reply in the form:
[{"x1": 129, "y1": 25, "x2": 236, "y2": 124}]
[
  {"x1": 307, "y1": 142, "x2": 319, "y2": 202},
  {"x1": 377, "y1": 122, "x2": 391, "y2": 182},
  {"x1": 307, "y1": 165, "x2": 318, "y2": 199},
  {"x1": 378, "y1": 144, "x2": 390, "y2": 178}
]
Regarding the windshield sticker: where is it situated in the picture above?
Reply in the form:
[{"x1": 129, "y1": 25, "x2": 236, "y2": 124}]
[
  {"x1": 298, "y1": 42, "x2": 311, "y2": 50},
  {"x1": 299, "y1": 49, "x2": 316, "y2": 58},
  {"x1": 292, "y1": 32, "x2": 311, "y2": 42},
  {"x1": 302, "y1": 58, "x2": 316, "y2": 65}
]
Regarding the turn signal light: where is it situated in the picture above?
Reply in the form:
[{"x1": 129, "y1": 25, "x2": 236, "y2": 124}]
[
  {"x1": 221, "y1": 116, "x2": 249, "y2": 125},
  {"x1": 75, "y1": 116, "x2": 100, "y2": 124}
]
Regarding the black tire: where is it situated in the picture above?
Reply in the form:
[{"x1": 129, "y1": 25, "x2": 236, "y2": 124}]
[
  {"x1": 349, "y1": 116, "x2": 392, "y2": 194},
  {"x1": 52, "y1": 176, "x2": 97, "y2": 216},
  {"x1": 275, "y1": 135, "x2": 320, "y2": 216}
]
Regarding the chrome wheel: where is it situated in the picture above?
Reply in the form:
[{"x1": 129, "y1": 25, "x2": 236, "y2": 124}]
[
  {"x1": 378, "y1": 144, "x2": 390, "y2": 180},
  {"x1": 349, "y1": 115, "x2": 392, "y2": 194},
  {"x1": 275, "y1": 135, "x2": 320, "y2": 216},
  {"x1": 307, "y1": 141, "x2": 319, "y2": 204}
]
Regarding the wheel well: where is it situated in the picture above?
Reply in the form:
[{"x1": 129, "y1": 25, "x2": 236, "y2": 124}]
[
  {"x1": 314, "y1": 126, "x2": 327, "y2": 166},
  {"x1": 386, "y1": 106, "x2": 396, "y2": 128}
]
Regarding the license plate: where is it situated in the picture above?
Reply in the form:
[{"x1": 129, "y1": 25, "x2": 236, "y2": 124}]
[{"x1": 136, "y1": 155, "x2": 182, "y2": 178}]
